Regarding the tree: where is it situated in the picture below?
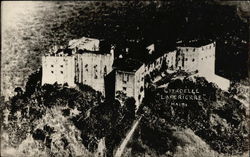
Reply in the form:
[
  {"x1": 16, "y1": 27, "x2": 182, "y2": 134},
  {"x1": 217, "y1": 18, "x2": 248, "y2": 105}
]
[
  {"x1": 124, "y1": 97, "x2": 136, "y2": 112},
  {"x1": 139, "y1": 77, "x2": 248, "y2": 155},
  {"x1": 14, "y1": 87, "x2": 23, "y2": 96},
  {"x1": 24, "y1": 68, "x2": 42, "y2": 97}
]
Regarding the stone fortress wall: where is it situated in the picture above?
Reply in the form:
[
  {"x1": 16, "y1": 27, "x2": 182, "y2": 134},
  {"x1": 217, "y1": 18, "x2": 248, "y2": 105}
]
[
  {"x1": 144, "y1": 42, "x2": 229, "y2": 90},
  {"x1": 42, "y1": 54, "x2": 75, "y2": 87},
  {"x1": 176, "y1": 42, "x2": 215, "y2": 74},
  {"x1": 42, "y1": 37, "x2": 114, "y2": 96},
  {"x1": 42, "y1": 37, "x2": 230, "y2": 108},
  {"x1": 74, "y1": 50, "x2": 114, "y2": 95}
]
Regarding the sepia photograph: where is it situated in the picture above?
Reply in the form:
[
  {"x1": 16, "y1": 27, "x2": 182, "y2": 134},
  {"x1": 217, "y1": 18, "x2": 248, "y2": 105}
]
[{"x1": 1, "y1": 1, "x2": 249, "y2": 157}]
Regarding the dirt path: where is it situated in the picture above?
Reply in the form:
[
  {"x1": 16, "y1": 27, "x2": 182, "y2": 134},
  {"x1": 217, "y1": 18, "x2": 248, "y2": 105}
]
[{"x1": 114, "y1": 117, "x2": 142, "y2": 157}]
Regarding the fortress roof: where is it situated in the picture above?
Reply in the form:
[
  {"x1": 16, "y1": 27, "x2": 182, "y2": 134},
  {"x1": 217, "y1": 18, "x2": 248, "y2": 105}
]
[
  {"x1": 46, "y1": 48, "x2": 73, "y2": 56},
  {"x1": 77, "y1": 49, "x2": 109, "y2": 55},
  {"x1": 48, "y1": 47, "x2": 110, "y2": 56},
  {"x1": 113, "y1": 58, "x2": 143, "y2": 72}
]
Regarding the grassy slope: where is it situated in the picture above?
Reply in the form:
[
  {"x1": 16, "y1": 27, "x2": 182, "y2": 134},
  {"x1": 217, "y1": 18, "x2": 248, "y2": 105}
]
[{"x1": 124, "y1": 127, "x2": 249, "y2": 157}]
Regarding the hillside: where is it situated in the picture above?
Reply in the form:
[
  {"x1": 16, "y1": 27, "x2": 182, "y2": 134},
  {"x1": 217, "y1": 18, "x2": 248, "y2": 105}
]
[
  {"x1": 1, "y1": 71, "x2": 137, "y2": 156},
  {"x1": 123, "y1": 77, "x2": 248, "y2": 157},
  {"x1": 1, "y1": 82, "x2": 101, "y2": 156},
  {"x1": 124, "y1": 127, "x2": 249, "y2": 157}
]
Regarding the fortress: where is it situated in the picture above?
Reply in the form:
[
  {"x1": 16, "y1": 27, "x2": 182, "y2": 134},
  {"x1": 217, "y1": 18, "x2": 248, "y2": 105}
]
[
  {"x1": 176, "y1": 42, "x2": 215, "y2": 74},
  {"x1": 42, "y1": 37, "x2": 114, "y2": 95},
  {"x1": 42, "y1": 37, "x2": 230, "y2": 108},
  {"x1": 145, "y1": 42, "x2": 216, "y2": 74},
  {"x1": 145, "y1": 41, "x2": 229, "y2": 90}
]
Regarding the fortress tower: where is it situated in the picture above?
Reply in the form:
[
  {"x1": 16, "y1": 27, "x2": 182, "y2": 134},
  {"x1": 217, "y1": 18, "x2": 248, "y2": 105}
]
[
  {"x1": 176, "y1": 42, "x2": 216, "y2": 74},
  {"x1": 113, "y1": 58, "x2": 145, "y2": 108},
  {"x1": 42, "y1": 37, "x2": 114, "y2": 96},
  {"x1": 42, "y1": 49, "x2": 75, "y2": 87}
]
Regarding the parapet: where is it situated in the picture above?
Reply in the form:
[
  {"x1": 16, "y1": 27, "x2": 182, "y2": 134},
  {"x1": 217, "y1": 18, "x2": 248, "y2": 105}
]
[
  {"x1": 45, "y1": 46, "x2": 73, "y2": 57},
  {"x1": 177, "y1": 41, "x2": 216, "y2": 52},
  {"x1": 45, "y1": 37, "x2": 114, "y2": 57}
]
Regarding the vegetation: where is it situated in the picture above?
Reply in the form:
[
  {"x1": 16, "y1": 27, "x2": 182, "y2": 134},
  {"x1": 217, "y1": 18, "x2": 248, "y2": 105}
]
[
  {"x1": 1, "y1": 70, "x2": 138, "y2": 156},
  {"x1": 3, "y1": 72, "x2": 248, "y2": 156},
  {"x1": 2, "y1": 81, "x2": 99, "y2": 155},
  {"x1": 133, "y1": 77, "x2": 248, "y2": 156}
]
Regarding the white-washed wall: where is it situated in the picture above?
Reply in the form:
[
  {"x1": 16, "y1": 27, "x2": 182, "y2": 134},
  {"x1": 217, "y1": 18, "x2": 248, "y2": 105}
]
[
  {"x1": 134, "y1": 64, "x2": 145, "y2": 108},
  {"x1": 115, "y1": 64, "x2": 145, "y2": 108},
  {"x1": 42, "y1": 55, "x2": 75, "y2": 87},
  {"x1": 177, "y1": 42, "x2": 216, "y2": 74},
  {"x1": 75, "y1": 51, "x2": 114, "y2": 95},
  {"x1": 115, "y1": 70, "x2": 135, "y2": 99}
]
